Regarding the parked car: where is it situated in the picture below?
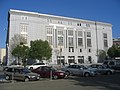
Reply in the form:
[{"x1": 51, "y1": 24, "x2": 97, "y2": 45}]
[
  {"x1": 27, "y1": 63, "x2": 47, "y2": 70},
  {"x1": 61, "y1": 64, "x2": 97, "y2": 77},
  {"x1": 103, "y1": 60, "x2": 120, "y2": 72},
  {"x1": 89, "y1": 64, "x2": 115, "y2": 75},
  {"x1": 3, "y1": 65, "x2": 23, "y2": 71},
  {"x1": 31, "y1": 66, "x2": 66, "y2": 79},
  {"x1": 0, "y1": 64, "x2": 3, "y2": 71},
  {"x1": 4, "y1": 67, "x2": 40, "y2": 81}
]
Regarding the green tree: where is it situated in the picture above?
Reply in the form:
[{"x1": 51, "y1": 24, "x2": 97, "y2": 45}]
[
  {"x1": 9, "y1": 34, "x2": 27, "y2": 64},
  {"x1": 12, "y1": 43, "x2": 29, "y2": 67},
  {"x1": 107, "y1": 45, "x2": 120, "y2": 59},
  {"x1": 29, "y1": 40, "x2": 52, "y2": 62},
  {"x1": 98, "y1": 50, "x2": 107, "y2": 63}
]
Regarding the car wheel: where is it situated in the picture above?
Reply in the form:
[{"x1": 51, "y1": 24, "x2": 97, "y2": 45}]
[
  {"x1": 64, "y1": 74, "x2": 69, "y2": 79},
  {"x1": 65, "y1": 71, "x2": 70, "y2": 76},
  {"x1": 107, "y1": 71, "x2": 111, "y2": 75},
  {"x1": 30, "y1": 67, "x2": 33, "y2": 70},
  {"x1": 5, "y1": 75, "x2": 10, "y2": 80},
  {"x1": 24, "y1": 77, "x2": 29, "y2": 82},
  {"x1": 53, "y1": 75, "x2": 58, "y2": 79},
  {"x1": 84, "y1": 72, "x2": 90, "y2": 77},
  {"x1": 37, "y1": 76, "x2": 40, "y2": 80}
]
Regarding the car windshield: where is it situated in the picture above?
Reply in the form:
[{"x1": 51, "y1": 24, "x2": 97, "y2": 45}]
[
  {"x1": 40, "y1": 66, "x2": 57, "y2": 72},
  {"x1": 46, "y1": 67, "x2": 57, "y2": 72},
  {"x1": 22, "y1": 68, "x2": 31, "y2": 73},
  {"x1": 51, "y1": 67, "x2": 57, "y2": 71},
  {"x1": 80, "y1": 65, "x2": 88, "y2": 69},
  {"x1": 103, "y1": 61, "x2": 108, "y2": 65},
  {"x1": 83, "y1": 67, "x2": 88, "y2": 69},
  {"x1": 102, "y1": 65, "x2": 107, "y2": 69}
]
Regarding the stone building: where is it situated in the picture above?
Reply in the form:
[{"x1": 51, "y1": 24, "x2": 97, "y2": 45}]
[{"x1": 6, "y1": 9, "x2": 113, "y2": 65}]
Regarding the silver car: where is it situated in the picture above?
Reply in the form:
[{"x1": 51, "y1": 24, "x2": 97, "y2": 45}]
[
  {"x1": 62, "y1": 64, "x2": 97, "y2": 77},
  {"x1": 89, "y1": 64, "x2": 115, "y2": 75},
  {"x1": 4, "y1": 67, "x2": 40, "y2": 81}
]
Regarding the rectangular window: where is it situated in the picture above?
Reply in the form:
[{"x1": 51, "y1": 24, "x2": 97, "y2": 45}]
[
  {"x1": 88, "y1": 49, "x2": 91, "y2": 53},
  {"x1": 47, "y1": 19, "x2": 52, "y2": 23},
  {"x1": 68, "y1": 37, "x2": 74, "y2": 46},
  {"x1": 78, "y1": 56, "x2": 84, "y2": 63},
  {"x1": 86, "y1": 24, "x2": 90, "y2": 27},
  {"x1": 21, "y1": 16, "x2": 28, "y2": 20},
  {"x1": 78, "y1": 31, "x2": 83, "y2": 37},
  {"x1": 46, "y1": 27, "x2": 53, "y2": 34},
  {"x1": 80, "y1": 49, "x2": 82, "y2": 52},
  {"x1": 21, "y1": 34, "x2": 27, "y2": 43},
  {"x1": 103, "y1": 33, "x2": 108, "y2": 47},
  {"x1": 87, "y1": 32, "x2": 91, "y2": 37},
  {"x1": 104, "y1": 40, "x2": 108, "y2": 47},
  {"x1": 58, "y1": 36, "x2": 63, "y2": 46},
  {"x1": 68, "y1": 30, "x2": 73, "y2": 36},
  {"x1": 103, "y1": 33, "x2": 107, "y2": 38},
  {"x1": 68, "y1": 22, "x2": 72, "y2": 25},
  {"x1": 58, "y1": 21, "x2": 62, "y2": 24},
  {"x1": 20, "y1": 24, "x2": 28, "y2": 43},
  {"x1": 68, "y1": 56, "x2": 75, "y2": 63},
  {"x1": 77, "y1": 23, "x2": 81, "y2": 26},
  {"x1": 87, "y1": 39, "x2": 91, "y2": 47},
  {"x1": 20, "y1": 24, "x2": 28, "y2": 33},
  {"x1": 47, "y1": 36, "x2": 52, "y2": 45},
  {"x1": 80, "y1": 23, "x2": 81, "y2": 26},
  {"x1": 69, "y1": 47, "x2": 74, "y2": 52},
  {"x1": 78, "y1": 38, "x2": 83, "y2": 46},
  {"x1": 58, "y1": 30, "x2": 63, "y2": 35}
]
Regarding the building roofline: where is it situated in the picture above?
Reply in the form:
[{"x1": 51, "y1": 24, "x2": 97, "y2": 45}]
[{"x1": 9, "y1": 9, "x2": 112, "y2": 26}]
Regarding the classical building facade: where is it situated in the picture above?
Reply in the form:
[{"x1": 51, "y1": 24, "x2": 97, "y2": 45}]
[
  {"x1": 0, "y1": 48, "x2": 6, "y2": 64},
  {"x1": 6, "y1": 9, "x2": 113, "y2": 65}
]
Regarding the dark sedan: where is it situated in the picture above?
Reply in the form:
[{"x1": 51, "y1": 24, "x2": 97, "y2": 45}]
[
  {"x1": 88, "y1": 64, "x2": 115, "y2": 75},
  {"x1": 31, "y1": 66, "x2": 66, "y2": 79}
]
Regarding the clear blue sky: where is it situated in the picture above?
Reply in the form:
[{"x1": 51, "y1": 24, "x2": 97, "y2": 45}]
[{"x1": 0, "y1": 0, "x2": 120, "y2": 48}]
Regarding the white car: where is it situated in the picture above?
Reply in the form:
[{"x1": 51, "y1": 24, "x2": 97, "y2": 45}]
[{"x1": 27, "y1": 63, "x2": 47, "y2": 70}]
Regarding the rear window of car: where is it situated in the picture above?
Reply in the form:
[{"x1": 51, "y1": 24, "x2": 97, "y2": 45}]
[{"x1": 7, "y1": 68, "x2": 13, "y2": 72}]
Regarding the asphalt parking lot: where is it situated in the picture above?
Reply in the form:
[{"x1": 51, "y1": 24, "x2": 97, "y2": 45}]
[{"x1": 0, "y1": 72, "x2": 120, "y2": 90}]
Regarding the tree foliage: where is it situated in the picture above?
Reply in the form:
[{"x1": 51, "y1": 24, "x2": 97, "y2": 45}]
[
  {"x1": 9, "y1": 34, "x2": 27, "y2": 64},
  {"x1": 12, "y1": 43, "x2": 29, "y2": 66},
  {"x1": 9, "y1": 34, "x2": 27, "y2": 53},
  {"x1": 107, "y1": 45, "x2": 120, "y2": 59},
  {"x1": 98, "y1": 50, "x2": 107, "y2": 62},
  {"x1": 29, "y1": 40, "x2": 52, "y2": 61}
]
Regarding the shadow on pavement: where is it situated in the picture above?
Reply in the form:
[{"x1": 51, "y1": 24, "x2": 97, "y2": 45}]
[{"x1": 67, "y1": 73, "x2": 120, "y2": 90}]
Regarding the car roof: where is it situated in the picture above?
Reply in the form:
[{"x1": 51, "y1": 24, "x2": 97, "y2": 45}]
[{"x1": 7, "y1": 67, "x2": 25, "y2": 69}]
